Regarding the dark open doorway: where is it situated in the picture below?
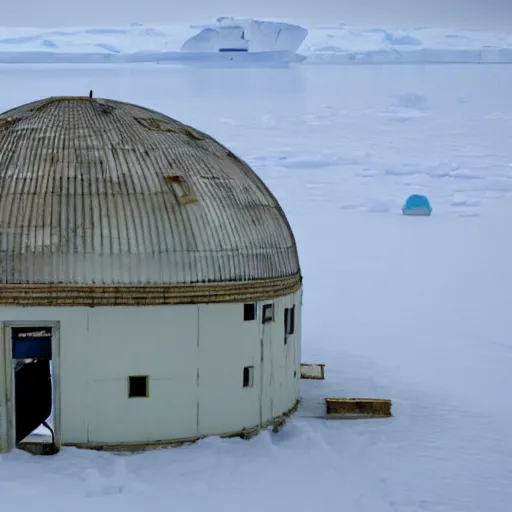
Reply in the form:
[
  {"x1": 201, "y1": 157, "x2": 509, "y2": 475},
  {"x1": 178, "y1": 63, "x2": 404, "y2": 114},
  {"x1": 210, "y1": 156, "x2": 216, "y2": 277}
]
[{"x1": 12, "y1": 326, "x2": 58, "y2": 455}]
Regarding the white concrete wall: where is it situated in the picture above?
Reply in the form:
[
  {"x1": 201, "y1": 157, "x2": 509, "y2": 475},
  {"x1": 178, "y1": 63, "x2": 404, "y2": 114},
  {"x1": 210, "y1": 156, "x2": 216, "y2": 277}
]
[{"x1": 0, "y1": 289, "x2": 301, "y2": 448}]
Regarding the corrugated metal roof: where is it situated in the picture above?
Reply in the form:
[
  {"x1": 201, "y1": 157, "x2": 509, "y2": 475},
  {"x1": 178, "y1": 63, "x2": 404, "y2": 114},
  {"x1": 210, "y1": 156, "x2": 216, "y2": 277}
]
[{"x1": 0, "y1": 96, "x2": 300, "y2": 285}]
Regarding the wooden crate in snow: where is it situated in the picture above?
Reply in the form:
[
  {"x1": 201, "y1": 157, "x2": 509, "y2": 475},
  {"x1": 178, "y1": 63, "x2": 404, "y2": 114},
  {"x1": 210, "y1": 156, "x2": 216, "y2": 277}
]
[
  {"x1": 325, "y1": 398, "x2": 392, "y2": 418},
  {"x1": 300, "y1": 363, "x2": 325, "y2": 380}
]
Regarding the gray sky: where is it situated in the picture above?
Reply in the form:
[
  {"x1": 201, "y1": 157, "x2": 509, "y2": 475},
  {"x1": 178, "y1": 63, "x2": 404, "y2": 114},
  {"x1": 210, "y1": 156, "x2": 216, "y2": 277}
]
[{"x1": 2, "y1": 0, "x2": 510, "y2": 29}]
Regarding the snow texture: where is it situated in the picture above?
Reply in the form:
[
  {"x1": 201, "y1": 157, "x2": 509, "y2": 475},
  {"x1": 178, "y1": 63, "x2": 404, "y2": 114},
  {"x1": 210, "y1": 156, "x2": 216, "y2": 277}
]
[
  {"x1": 0, "y1": 20, "x2": 512, "y2": 64},
  {"x1": 1, "y1": 61, "x2": 512, "y2": 512}
]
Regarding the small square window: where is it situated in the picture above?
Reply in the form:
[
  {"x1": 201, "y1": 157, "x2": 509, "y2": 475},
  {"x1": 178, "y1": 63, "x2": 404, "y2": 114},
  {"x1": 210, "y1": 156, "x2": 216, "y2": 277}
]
[
  {"x1": 243, "y1": 366, "x2": 254, "y2": 388},
  {"x1": 262, "y1": 304, "x2": 274, "y2": 324},
  {"x1": 244, "y1": 303, "x2": 256, "y2": 321},
  {"x1": 128, "y1": 375, "x2": 149, "y2": 398}
]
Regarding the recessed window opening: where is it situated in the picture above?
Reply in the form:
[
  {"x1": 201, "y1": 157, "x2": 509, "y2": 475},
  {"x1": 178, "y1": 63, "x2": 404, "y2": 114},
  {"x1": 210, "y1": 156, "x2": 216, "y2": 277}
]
[
  {"x1": 243, "y1": 366, "x2": 254, "y2": 388},
  {"x1": 244, "y1": 303, "x2": 256, "y2": 321},
  {"x1": 128, "y1": 375, "x2": 149, "y2": 398},
  {"x1": 262, "y1": 304, "x2": 274, "y2": 324},
  {"x1": 11, "y1": 326, "x2": 55, "y2": 450},
  {"x1": 284, "y1": 305, "x2": 295, "y2": 343}
]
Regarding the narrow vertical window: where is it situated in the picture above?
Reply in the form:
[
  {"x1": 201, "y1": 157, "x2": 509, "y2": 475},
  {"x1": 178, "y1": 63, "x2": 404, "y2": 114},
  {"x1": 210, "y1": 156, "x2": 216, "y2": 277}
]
[
  {"x1": 284, "y1": 305, "x2": 295, "y2": 343},
  {"x1": 243, "y1": 366, "x2": 254, "y2": 388},
  {"x1": 244, "y1": 303, "x2": 256, "y2": 321}
]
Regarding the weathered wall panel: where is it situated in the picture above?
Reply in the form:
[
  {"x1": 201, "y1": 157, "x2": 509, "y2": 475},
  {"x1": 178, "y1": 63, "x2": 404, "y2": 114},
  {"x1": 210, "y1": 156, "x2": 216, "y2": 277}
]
[
  {"x1": 197, "y1": 303, "x2": 261, "y2": 435},
  {"x1": 0, "y1": 289, "x2": 301, "y2": 449},
  {"x1": 86, "y1": 306, "x2": 199, "y2": 443}
]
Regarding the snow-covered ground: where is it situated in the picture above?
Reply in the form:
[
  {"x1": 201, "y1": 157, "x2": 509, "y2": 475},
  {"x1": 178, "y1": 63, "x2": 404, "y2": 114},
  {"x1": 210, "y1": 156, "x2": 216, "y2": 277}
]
[
  {"x1": 0, "y1": 22, "x2": 511, "y2": 63},
  {"x1": 1, "y1": 63, "x2": 512, "y2": 511}
]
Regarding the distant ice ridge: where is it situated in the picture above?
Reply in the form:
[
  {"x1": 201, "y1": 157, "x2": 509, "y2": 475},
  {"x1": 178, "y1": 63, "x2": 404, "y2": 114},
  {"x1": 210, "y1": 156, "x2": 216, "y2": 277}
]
[
  {"x1": 303, "y1": 25, "x2": 512, "y2": 64},
  {"x1": 0, "y1": 21, "x2": 511, "y2": 65}
]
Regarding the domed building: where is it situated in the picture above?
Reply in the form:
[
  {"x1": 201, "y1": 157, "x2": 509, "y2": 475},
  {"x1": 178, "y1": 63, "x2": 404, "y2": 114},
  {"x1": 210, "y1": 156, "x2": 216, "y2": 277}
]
[{"x1": 0, "y1": 96, "x2": 302, "y2": 453}]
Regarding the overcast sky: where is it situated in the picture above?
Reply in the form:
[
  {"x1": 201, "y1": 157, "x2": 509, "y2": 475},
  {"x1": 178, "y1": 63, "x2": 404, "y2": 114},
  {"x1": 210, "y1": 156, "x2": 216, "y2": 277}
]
[{"x1": 2, "y1": 0, "x2": 509, "y2": 29}]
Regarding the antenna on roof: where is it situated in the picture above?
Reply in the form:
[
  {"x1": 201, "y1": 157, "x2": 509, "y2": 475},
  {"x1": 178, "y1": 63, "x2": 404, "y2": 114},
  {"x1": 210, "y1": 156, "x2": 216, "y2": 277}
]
[{"x1": 89, "y1": 90, "x2": 93, "y2": 99}]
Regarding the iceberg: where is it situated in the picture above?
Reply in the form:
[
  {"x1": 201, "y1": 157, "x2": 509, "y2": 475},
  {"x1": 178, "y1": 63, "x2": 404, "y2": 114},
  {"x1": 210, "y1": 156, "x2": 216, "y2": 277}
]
[{"x1": 181, "y1": 17, "x2": 308, "y2": 55}]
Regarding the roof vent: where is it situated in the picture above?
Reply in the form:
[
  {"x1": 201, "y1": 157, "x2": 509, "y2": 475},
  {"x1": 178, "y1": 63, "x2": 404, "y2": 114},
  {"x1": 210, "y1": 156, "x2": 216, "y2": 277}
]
[{"x1": 166, "y1": 175, "x2": 198, "y2": 205}]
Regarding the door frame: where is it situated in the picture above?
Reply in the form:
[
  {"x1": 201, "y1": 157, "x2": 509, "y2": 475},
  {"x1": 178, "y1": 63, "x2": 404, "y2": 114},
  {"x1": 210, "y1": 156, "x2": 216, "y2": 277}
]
[
  {"x1": 2, "y1": 321, "x2": 61, "y2": 452},
  {"x1": 0, "y1": 326, "x2": 11, "y2": 452}
]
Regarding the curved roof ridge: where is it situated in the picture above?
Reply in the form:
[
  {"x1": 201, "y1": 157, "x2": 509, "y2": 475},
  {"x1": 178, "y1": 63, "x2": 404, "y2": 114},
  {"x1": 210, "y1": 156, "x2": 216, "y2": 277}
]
[{"x1": 0, "y1": 97, "x2": 300, "y2": 286}]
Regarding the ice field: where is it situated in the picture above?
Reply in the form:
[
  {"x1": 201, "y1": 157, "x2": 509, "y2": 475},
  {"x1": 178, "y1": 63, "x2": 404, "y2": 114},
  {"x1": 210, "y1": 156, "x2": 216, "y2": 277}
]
[{"x1": 1, "y1": 61, "x2": 512, "y2": 511}]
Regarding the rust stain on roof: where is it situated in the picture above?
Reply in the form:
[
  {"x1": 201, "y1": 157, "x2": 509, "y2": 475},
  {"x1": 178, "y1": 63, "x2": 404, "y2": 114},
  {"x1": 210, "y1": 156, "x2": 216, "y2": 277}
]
[{"x1": 0, "y1": 117, "x2": 19, "y2": 129}]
